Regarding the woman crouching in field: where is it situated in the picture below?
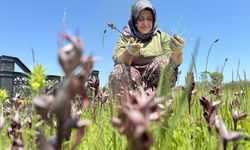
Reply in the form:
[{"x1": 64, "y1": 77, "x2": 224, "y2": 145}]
[{"x1": 109, "y1": 0, "x2": 185, "y2": 96}]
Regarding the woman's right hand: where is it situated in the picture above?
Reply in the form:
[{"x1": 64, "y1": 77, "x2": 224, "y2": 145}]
[{"x1": 126, "y1": 37, "x2": 143, "y2": 56}]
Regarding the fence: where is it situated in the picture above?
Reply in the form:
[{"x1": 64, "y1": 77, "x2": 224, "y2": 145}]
[{"x1": 0, "y1": 55, "x2": 61, "y2": 98}]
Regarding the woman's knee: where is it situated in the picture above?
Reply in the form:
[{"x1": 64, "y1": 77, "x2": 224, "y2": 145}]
[
  {"x1": 109, "y1": 64, "x2": 124, "y2": 83},
  {"x1": 109, "y1": 64, "x2": 141, "y2": 95}
]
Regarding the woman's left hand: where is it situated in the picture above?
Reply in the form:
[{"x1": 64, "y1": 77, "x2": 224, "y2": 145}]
[{"x1": 169, "y1": 34, "x2": 185, "y2": 53}]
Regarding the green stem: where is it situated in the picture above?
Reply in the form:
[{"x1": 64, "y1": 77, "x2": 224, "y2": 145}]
[
  {"x1": 221, "y1": 58, "x2": 228, "y2": 74},
  {"x1": 205, "y1": 39, "x2": 219, "y2": 73}
]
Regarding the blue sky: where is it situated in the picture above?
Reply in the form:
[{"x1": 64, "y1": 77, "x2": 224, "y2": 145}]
[{"x1": 1, "y1": 0, "x2": 250, "y2": 86}]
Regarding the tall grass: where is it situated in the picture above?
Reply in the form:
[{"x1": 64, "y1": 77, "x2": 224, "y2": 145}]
[
  {"x1": 1, "y1": 79, "x2": 250, "y2": 149},
  {"x1": 1, "y1": 38, "x2": 250, "y2": 149}
]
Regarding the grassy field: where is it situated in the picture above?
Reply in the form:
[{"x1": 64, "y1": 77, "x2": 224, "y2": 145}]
[
  {"x1": 1, "y1": 79, "x2": 250, "y2": 150},
  {"x1": 1, "y1": 36, "x2": 250, "y2": 150}
]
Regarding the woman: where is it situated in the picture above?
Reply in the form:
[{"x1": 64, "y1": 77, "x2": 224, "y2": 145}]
[{"x1": 109, "y1": 0, "x2": 184, "y2": 95}]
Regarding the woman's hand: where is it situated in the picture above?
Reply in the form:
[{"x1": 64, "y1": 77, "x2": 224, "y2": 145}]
[
  {"x1": 169, "y1": 34, "x2": 185, "y2": 53},
  {"x1": 169, "y1": 34, "x2": 184, "y2": 65},
  {"x1": 116, "y1": 37, "x2": 143, "y2": 65},
  {"x1": 126, "y1": 37, "x2": 143, "y2": 56}
]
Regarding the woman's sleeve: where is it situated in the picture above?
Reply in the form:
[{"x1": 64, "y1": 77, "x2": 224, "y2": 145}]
[
  {"x1": 160, "y1": 31, "x2": 171, "y2": 54},
  {"x1": 112, "y1": 36, "x2": 127, "y2": 64}
]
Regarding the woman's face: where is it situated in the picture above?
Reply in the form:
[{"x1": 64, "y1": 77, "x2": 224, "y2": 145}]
[{"x1": 136, "y1": 9, "x2": 153, "y2": 34}]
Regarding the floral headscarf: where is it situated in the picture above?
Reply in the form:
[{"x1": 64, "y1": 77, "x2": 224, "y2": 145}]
[{"x1": 123, "y1": 0, "x2": 158, "y2": 42}]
